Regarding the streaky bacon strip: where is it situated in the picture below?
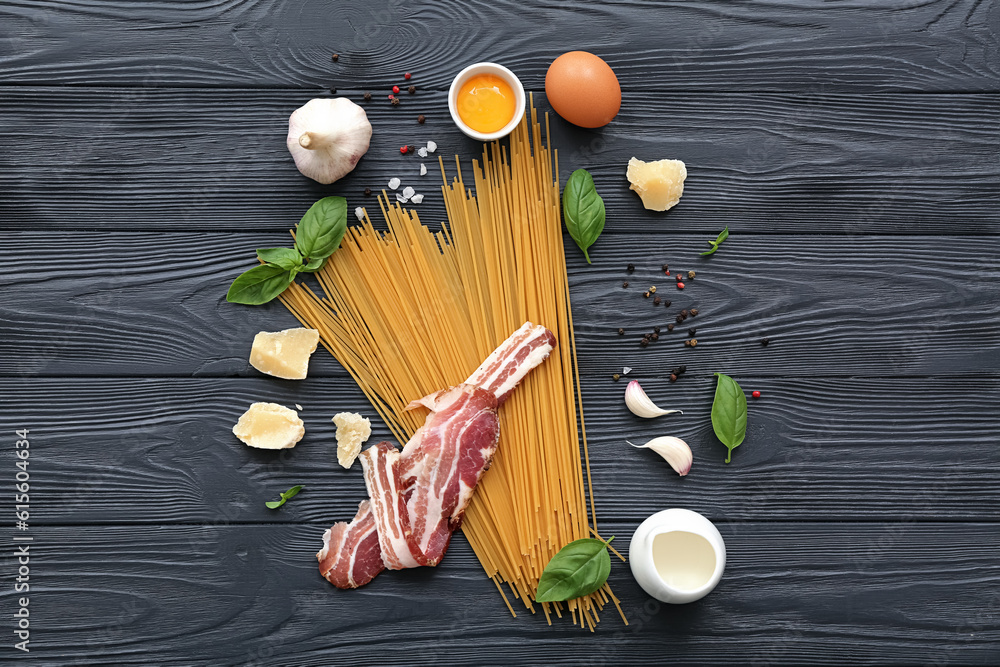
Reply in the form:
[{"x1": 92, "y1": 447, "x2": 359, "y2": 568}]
[
  {"x1": 360, "y1": 441, "x2": 421, "y2": 570},
  {"x1": 319, "y1": 322, "x2": 555, "y2": 588},
  {"x1": 317, "y1": 500, "x2": 384, "y2": 589},
  {"x1": 464, "y1": 321, "x2": 556, "y2": 405}
]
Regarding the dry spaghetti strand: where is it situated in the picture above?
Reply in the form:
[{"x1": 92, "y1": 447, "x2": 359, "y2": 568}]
[{"x1": 280, "y1": 101, "x2": 625, "y2": 629}]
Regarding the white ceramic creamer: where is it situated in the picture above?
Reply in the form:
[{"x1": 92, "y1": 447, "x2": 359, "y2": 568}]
[{"x1": 629, "y1": 508, "x2": 726, "y2": 604}]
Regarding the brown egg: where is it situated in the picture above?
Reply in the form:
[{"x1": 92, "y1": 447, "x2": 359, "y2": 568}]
[{"x1": 545, "y1": 51, "x2": 621, "y2": 128}]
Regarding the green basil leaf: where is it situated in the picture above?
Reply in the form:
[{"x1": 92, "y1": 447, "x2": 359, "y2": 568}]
[
  {"x1": 711, "y1": 372, "x2": 748, "y2": 463},
  {"x1": 562, "y1": 169, "x2": 606, "y2": 264},
  {"x1": 282, "y1": 485, "x2": 303, "y2": 500},
  {"x1": 716, "y1": 226, "x2": 730, "y2": 244},
  {"x1": 256, "y1": 247, "x2": 304, "y2": 270},
  {"x1": 535, "y1": 536, "x2": 614, "y2": 602},
  {"x1": 300, "y1": 256, "x2": 325, "y2": 273},
  {"x1": 295, "y1": 196, "x2": 348, "y2": 261},
  {"x1": 264, "y1": 499, "x2": 285, "y2": 509},
  {"x1": 226, "y1": 264, "x2": 295, "y2": 305}
]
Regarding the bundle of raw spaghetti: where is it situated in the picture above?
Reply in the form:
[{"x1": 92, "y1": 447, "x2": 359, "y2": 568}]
[{"x1": 280, "y1": 100, "x2": 624, "y2": 629}]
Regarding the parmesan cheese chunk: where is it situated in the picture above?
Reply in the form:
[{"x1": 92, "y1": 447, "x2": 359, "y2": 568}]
[
  {"x1": 626, "y1": 157, "x2": 687, "y2": 212},
  {"x1": 249, "y1": 328, "x2": 320, "y2": 380},
  {"x1": 332, "y1": 412, "x2": 372, "y2": 469},
  {"x1": 233, "y1": 402, "x2": 305, "y2": 450}
]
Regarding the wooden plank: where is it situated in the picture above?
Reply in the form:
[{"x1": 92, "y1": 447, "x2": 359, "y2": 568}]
[
  {"x1": 2, "y1": 375, "x2": 997, "y2": 525},
  {"x1": 0, "y1": 89, "x2": 998, "y2": 234},
  {"x1": 8, "y1": 523, "x2": 999, "y2": 665},
  {"x1": 1, "y1": 231, "x2": 997, "y2": 378},
  {"x1": 0, "y1": 0, "x2": 996, "y2": 91}
]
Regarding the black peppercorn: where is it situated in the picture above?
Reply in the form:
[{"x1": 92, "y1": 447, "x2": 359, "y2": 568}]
[
  {"x1": 662, "y1": 264, "x2": 669, "y2": 272},
  {"x1": 689, "y1": 308, "x2": 699, "y2": 317},
  {"x1": 391, "y1": 97, "x2": 400, "y2": 106},
  {"x1": 640, "y1": 339, "x2": 649, "y2": 348},
  {"x1": 684, "y1": 340, "x2": 691, "y2": 347},
  {"x1": 331, "y1": 53, "x2": 339, "y2": 62},
  {"x1": 663, "y1": 300, "x2": 671, "y2": 308},
  {"x1": 618, "y1": 328, "x2": 625, "y2": 336},
  {"x1": 408, "y1": 85, "x2": 416, "y2": 94},
  {"x1": 761, "y1": 337, "x2": 770, "y2": 346},
  {"x1": 363, "y1": 91, "x2": 372, "y2": 101},
  {"x1": 623, "y1": 281, "x2": 629, "y2": 288},
  {"x1": 654, "y1": 326, "x2": 661, "y2": 334},
  {"x1": 627, "y1": 263, "x2": 635, "y2": 273},
  {"x1": 330, "y1": 87, "x2": 337, "y2": 94},
  {"x1": 671, "y1": 367, "x2": 679, "y2": 375},
  {"x1": 417, "y1": 114, "x2": 426, "y2": 124},
  {"x1": 654, "y1": 296, "x2": 661, "y2": 305},
  {"x1": 679, "y1": 365, "x2": 687, "y2": 373},
  {"x1": 675, "y1": 314, "x2": 683, "y2": 323},
  {"x1": 680, "y1": 309, "x2": 688, "y2": 317},
  {"x1": 688, "y1": 328, "x2": 697, "y2": 336},
  {"x1": 670, "y1": 373, "x2": 678, "y2": 382},
  {"x1": 364, "y1": 187, "x2": 372, "y2": 197},
  {"x1": 667, "y1": 324, "x2": 674, "y2": 332},
  {"x1": 652, "y1": 333, "x2": 659, "y2": 341}
]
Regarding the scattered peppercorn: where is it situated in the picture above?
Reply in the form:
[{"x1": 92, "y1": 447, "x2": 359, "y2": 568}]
[
  {"x1": 623, "y1": 281, "x2": 629, "y2": 288},
  {"x1": 676, "y1": 274, "x2": 683, "y2": 281},
  {"x1": 662, "y1": 264, "x2": 669, "y2": 272},
  {"x1": 392, "y1": 85, "x2": 400, "y2": 94},
  {"x1": 618, "y1": 328, "x2": 625, "y2": 336},
  {"x1": 330, "y1": 87, "x2": 337, "y2": 94},
  {"x1": 640, "y1": 339, "x2": 649, "y2": 348},
  {"x1": 652, "y1": 333, "x2": 659, "y2": 341},
  {"x1": 684, "y1": 340, "x2": 691, "y2": 347},
  {"x1": 680, "y1": 309, "x2": 688, "y2": 317},
  {"x1": 677, "y1": 282, "x2": 686, "y2": 289},
  {"x1": 404, "y1": 72, "x2": 412, "y2": 80},
  {"x1": 667, "y1": 324, "x2": 674, "y2": 332},
  {"x1": 391, "y1": 98, "x2": 400, "y2": 106},
  {"x1": 654, "y1": 296, "x2": 661, "y2": 305},
  {"x1": 654, "y1": 326, "x2": 661, "y2": 333},
  {"x1": 761, "y1": 337, "x2": 770, "y2": 346},
  {"x1": 752, "y1": 390, "x2": 761, "y2": 398},
  {"x1": 613, "y1": 373, "x2": 621, "y2": 382},
  {"x1": 644, "y1": 291, "x2": 651, "y2": 298},
  {"x1": 417, "y1": 114, "x2": 426, "y2": 124},
  {"x1": 670, "y1": 374, "x2": 678, "y2": 383},
  {"x1": 690, "y1": 339, "x2": 698, "y2": 347},
  {"x1": 676, "y1": 314, "x2": 684, "y2": 323},
  {"x1": 408, "y1": 85, "x2": 416, "y2": 94},
  {"x1": 688, "y1": 328, "x2": 697, "y2": 336},
  {"x1": 679, "y1": 365, "x2": 687, "y2": 373},
  {"x1": 649, "y1": 285, "x2": 657, "y2": 293},
  {"x1": 388, "y1": 94, "x2": 394, "y2": 100},
  {"x1": 627, "y1": 263, "x2": 635, "y2": 273},
  {"x1": 663, "y1": 300, "x2": 671, "y2": 308},
  {"x1": 364, "y1": 187, "x2": 372, "y2": 197},
  {"x1": 688, "y1": 270, "x2": 696, "y2": 279},
  {"x1": 400, "y1": 145, "x2": 409, "y2": 154},
  {"x1": 689, "y1": 308, "x2": 699, "y2": 317},
  {"x1": 364, "y1": 92, "x2": 372, "y2": 101},
  {"x1": 331, "y1": 53, "x2": 339, "y2": 62}
]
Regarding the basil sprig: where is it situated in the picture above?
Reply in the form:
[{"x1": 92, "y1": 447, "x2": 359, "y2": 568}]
[
  {"x1": 535, "y1": 536, "x2": 614, "y2": 602},
  {"x1": 711, "y1": 372, "x2": 748, "y2": 462},
  {"x1": 700, "y1": 226, "x2": 729, "y2": 256},
  {"x1": 265, "y1": 485, "x2": 303, "y2": 509},
  {"x1": 562, "y1": 168, "x2": 606, "y2": 264},
  {"x1": 226, "y1": 196, "x2": 348, "y2": 305}
]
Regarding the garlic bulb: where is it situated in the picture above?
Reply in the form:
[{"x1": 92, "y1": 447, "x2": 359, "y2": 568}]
[
  {"x1": 287, "y1": 98, "x2": 372, "y2": 185},
  {"x1": 625, "y1": 380, "x2": 683, "y2": 419},
  {"x1": 628, "y1": 437, "x2": 692, "y2": 476}
]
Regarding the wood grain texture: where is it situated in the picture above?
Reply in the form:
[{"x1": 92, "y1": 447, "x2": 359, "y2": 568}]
[
  {"x1": 1, "y1": 231, "x2": 996, "y2": 378},
  {"x1": 0, "y1": 88, "x2": 997, "y2": 234},
  {"x1": 6, "y1": 523, "x2": 999, "y2": 666},
  {"x1": 0, "y1": 0, "x2": 997, "y2": 90},
  {"x1": 1, "y1": 375, "x2": 997, "y2": 525}
]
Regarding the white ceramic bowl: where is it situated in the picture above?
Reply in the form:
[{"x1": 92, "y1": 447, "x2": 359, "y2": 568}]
[{"x1": 448, "y1": 62, "x2": 526, "y2": 142}]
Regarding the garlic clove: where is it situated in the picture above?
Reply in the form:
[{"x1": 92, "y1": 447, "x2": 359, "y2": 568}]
[
  {"x1": 625, "y1": 380, "x2": 683, "y2": 419},
  {"x1": 628, "y1": 437, "x2": 692, "y2": 476},
  {"x1": 286, "y1": 98, "x2": 372, "y2": 185}
]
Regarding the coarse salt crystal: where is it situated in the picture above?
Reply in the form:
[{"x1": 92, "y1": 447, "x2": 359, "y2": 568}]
[
  {"x1": 623, "y1": 367, "x2": 632, "y2": 375},
  {"x1": 388, "y1": 177, "x2": 401, "y2": 190},
  {"x1": 295, "y1": 404, "x2": 303, "y2": 410},
  {"x1": 396, "y1": 193, "x2": 409, "y2": 203},
  {"x1": 402, "y1": 186, "x2": 415, "y2": 199},
  {"x1": 420, "y1": 163, "x2": 427, "y2": 176},
  {"x1": 426, "y1": 140, "x2": 437, "y2": 153},
  {"x1": 354, "y1": 207, "x2": 365, "y2": 222},
  {"x1": 410, "y1": 194, "x2": 424, "y2": 204},
  {"x1": 417, "y1": 147, "x2": 428, "y2": 158}
]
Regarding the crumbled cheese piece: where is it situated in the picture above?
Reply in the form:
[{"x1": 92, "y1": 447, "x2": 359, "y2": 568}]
[
  {"x1": 233, "y1": 403, "x2": 304, "y2": 450},
  {"x1": 626, "y1": 157, "x2": 687, "y2": 212},
  {"x1": 402, "y1": 186, "x2": 415, "y2": 199},
  {"x1": 417, "y1": 147, "x2": 428, "y2": 158},
  {"x1": 426, "y1": 140, "x2": 437, "y2": 153},
  {"x1": 420, "y1": 163, "x2": 427, "y2": 176},
  {"x1": 410, "y1": 194, "x2": 424, "y2": 204},
  {"x1": 623, "y1": 367, "x2": 632, "y2": 375},
  {"x1": 249, "y1": 328, "x2": 319, "y2": 380},
  {"x1": 388, "y1": 177, "x2": 401, "y2": 190},
  {"x1": 333, "y1": 412, "x2": 372, "y2": 469},
  {"x1": 354, "y1": 206, "x2": 365, "y2": 222}
]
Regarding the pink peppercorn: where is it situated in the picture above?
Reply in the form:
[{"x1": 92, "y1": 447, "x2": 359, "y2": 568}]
[
  {"x1": 752, "y1": 390, "x2": 761, "y2": 399},
  {"x1": 404, "y1": 72, "x2": 412, "y2": 80},
  {"x1": 677, "y1": 282, "x2": 685, "y2": 289},
  {"x1": 392, "y1": 85, "x2": 400, "y2": 94}
]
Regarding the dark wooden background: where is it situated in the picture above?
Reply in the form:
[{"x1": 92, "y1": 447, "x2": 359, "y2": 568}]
[{"x1": 1, "y1": 0, "x2": 998, "y2": 664}]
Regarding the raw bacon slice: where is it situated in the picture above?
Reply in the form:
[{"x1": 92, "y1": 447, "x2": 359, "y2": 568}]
[
  {"x1": 465, "y1": 321, "x2": 556, "y2": 405},
  {"x1": 319, "y1": 322, "x2": 555, "y2": 588},
  {"x1": 316, "y1": 500, "x2": 384, "y2": 589},
  {"x1": 360, "y1": 441, "x2": 421, "y2": 570},
  {"x1": 397, "y1": 384, "x2": 500, "y2": 565}
]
